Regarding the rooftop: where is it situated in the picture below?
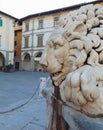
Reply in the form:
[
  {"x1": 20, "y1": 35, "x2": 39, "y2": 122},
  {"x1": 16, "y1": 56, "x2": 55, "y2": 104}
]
[{"x1": 20, "y1": 0, "x2": 103, "y2": 21}]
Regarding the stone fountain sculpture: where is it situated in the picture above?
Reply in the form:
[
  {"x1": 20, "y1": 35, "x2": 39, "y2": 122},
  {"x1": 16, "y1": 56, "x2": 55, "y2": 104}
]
[{"x1": 40, "y1": 3, "x2": 103, "y2": 130}]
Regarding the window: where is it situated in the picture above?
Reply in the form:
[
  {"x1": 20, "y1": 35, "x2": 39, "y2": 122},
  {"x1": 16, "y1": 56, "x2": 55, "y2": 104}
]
[
  {"x1": 54, "y1": 17, "x2": 59, "y2": 27},
  {"x1": 14, "y1": 50, "x2": 16, "y2": 56},
  {"x1": 15, "y1": 31, "x2": 17, "y2": 36},
  {"x1": 0, "y1": 18, "x2": 3, "y2": 26},
  {"x1": 25, "y1": 22, "x2": 29, "y2": 31},
  {"x1": 38, "y1": 20, "x2": 43, "y2": 29},
  {"x1": 14, "y1": 41, "x2": 17, "y2": 46},
  {"x1": 37, "y1": 34, "x2": 43, "y2": 47},
  {"x1": 24, "y1": 36, "x2": 29, "y2": 48}
]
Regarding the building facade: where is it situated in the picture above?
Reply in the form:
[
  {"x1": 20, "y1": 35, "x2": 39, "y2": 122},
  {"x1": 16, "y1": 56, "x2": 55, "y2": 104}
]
[
  {"x1": 1, "y1": 0, "x2": 101, "y2": 72},
  {"x1": 20, "y1": 0, "x2": 103, "y2": 71},
  {"x1": 20, "y1": 8, "x2": 72, "y2": 71},
  {"x1": 0, "y1": 11, "x2": 18, "y2": 70},
  {"x1": 14, "y1": 24, "x2": 22, "y2": 70}
]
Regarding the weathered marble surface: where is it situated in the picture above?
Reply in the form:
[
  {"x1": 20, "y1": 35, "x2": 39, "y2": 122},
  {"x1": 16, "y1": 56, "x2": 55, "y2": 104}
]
[
  {"x1": 62, "y1": 105, "x2": 103, "y2": 130},
  {"x1": 40, "y1": 3, "x2": 103, "y2": 130}
]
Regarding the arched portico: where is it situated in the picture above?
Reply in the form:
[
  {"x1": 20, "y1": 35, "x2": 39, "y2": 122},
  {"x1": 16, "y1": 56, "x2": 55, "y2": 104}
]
[
  {"x1": 22, "y1": 53, "x2": 31, "y2": 71},
  {"x1": 21, "y1": 51, "x2": 43, "y2": 71},
  {"x1": 0, "y1": 52, "x2": 5, "y2": 70}
]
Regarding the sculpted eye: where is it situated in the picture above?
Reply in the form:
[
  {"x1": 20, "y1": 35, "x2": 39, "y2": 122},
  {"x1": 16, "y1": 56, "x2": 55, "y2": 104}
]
[{"x1": 54, "y1": 43, "x2": 61, "y2": 49}]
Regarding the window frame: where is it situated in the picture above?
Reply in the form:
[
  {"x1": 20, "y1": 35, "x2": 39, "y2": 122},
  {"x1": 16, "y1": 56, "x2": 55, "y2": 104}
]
[
  {"x1": 25, "y1": 22, "x2": 29, "y2": 31},
  {"x1": 38, "y1": 19, "x2": 43, "y2": 29},
  {"x1": 24, "y1": 36, "x2": 29, "y2": 48},
  {"x1": 37, "y1": 34, "x2": 44, "y2": 47},
  {"x1": 54, "y1": 17, "x2": 59, "y2": 27}
]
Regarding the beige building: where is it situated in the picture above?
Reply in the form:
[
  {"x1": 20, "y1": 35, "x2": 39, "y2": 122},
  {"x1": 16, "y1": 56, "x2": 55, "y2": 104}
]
[
  {"x1": 0, "y1": 11, "x2": 18, "y2": 70},
  {"x1": 20, "y1": 0, "x2": 103, "y2": 71},
  {"x1": 20, "y1": 8, "x2": 71, "y2": 71}
]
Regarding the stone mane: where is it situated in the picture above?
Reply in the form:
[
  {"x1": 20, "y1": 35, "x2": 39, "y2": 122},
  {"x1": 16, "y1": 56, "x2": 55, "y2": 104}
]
[{"x1": 58, "y1": 4, "x2": 103, "y2": 69}]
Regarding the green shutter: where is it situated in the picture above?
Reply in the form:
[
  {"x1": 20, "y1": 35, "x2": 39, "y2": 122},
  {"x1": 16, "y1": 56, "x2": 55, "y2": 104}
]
[{"x1": 0, "y1": 19, "x2": 3, "y2": 26}]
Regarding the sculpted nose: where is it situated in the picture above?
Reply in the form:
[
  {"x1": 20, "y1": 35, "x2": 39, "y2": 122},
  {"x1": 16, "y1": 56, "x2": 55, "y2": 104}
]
[
  {"x1": 40, "y1": 59, "x2": 47, "y2": 67},
  {"x1": 39, "y1": 57, "x2": 48, "y2": 70}
]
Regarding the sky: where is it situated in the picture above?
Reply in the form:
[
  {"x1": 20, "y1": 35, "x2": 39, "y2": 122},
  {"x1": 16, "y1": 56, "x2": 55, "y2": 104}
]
[{"x1": 0, "y1": 0, "x2": 94, "y2": 19}]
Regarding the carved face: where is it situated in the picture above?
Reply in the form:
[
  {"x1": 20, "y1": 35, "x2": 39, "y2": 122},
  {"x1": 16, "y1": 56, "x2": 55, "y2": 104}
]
[{"x1": 40, "y1": 33, "x2": 73, "y2": 86}]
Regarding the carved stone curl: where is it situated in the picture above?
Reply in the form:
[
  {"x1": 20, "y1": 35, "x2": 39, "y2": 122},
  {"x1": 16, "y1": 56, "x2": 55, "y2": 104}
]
[{"x1": 40, "y1": 3, "x2": 103, "y2": 129}]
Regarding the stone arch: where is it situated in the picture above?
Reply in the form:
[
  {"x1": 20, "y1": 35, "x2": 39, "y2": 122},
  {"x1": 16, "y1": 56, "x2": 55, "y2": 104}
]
[
  {"x1": 21, "y1": 52, "x2": 31, "y2": 61},
  {"x1": 24, "y1": 53, "x2": 31, "y2": 62},
  {"x1": 0, "y1": 52, "x2": 5, "y2": 68},
  {"x1": 22, "y1": 52, "x2": 31, "y2": 71}
]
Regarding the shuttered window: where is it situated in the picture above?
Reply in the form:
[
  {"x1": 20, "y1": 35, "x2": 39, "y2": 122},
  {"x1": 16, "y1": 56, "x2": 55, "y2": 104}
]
[
  {"x1": 0, "y1": 19, "x2": 3, "y2": 26},
  {"x1": 37, "y1": 34, "x2": 43, "y2": 47},
  {"x1": 54, "y1": 17, "x2": 59, "y2": 27},
  {"x1": 38, "y1": 20, "x2": 43, "y2": 29},
  {"x1": 25, "y1": 22, "x2": 29, "y2": 31},
  {"x1": 25, "y1": 36, "x2": 29, "y2": 48}
]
